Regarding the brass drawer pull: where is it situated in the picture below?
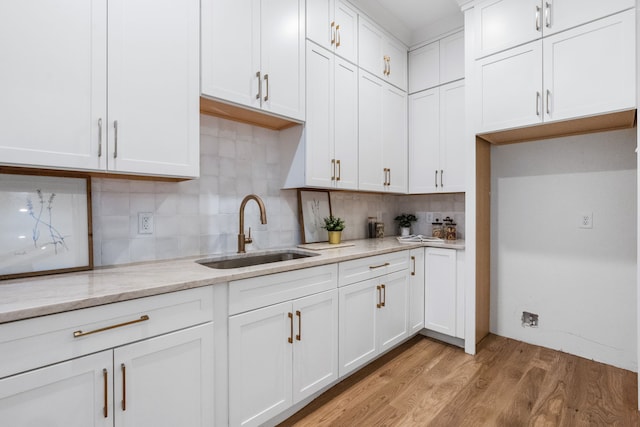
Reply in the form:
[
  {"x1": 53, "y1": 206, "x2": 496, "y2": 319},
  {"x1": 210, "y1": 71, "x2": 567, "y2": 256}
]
[
  {"x1": 288, "y1": 312, "x2": 293, "y2": 344},
  {"x1": 369, "y1": 262, "x2": 390, "y2": 270},
  {"x1": 381, "y1": 284, "x2": 386, "y2": 307},
  {"x1": 296, "y1": 310, "x2": 302, "y2": 341},
  {"x1": 376, "y1": 285, "x2": 382, "y2": 308},
  {"x1": 73, "y1": 315, "x2": 150, "y2": 338},
  {"x1": 121, "y1": 363, "x2": 127, "y2": 411},
  {"x1": 103, "y1": 368, "x2": 108, "y2": 418}
]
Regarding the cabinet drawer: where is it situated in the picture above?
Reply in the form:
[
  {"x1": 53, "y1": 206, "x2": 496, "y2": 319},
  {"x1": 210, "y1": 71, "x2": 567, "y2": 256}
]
[
  {"x1": 338, "y1": 251, "x2": 409, "y2": 287},
  {"x1": 229, "y1": 264, "x2": 338, "y2": 315},
  {"x1": 0, "y1": 286, "x2": 214, "y2": 379}
]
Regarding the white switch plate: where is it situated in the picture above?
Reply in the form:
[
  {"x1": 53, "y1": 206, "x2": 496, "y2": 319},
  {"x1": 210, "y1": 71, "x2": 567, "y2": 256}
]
[
  {"x1": 138, "y1": 212, "x2": 154, "y2": 234},
  {"x1": 578, "y1": 212, "x2": 593, "y2": 229}
]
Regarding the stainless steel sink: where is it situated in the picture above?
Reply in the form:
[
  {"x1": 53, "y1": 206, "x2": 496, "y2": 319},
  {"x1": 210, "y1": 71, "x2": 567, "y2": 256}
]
[{"x1": 196, "y1": 249, "x2": 319, "y2": 269}]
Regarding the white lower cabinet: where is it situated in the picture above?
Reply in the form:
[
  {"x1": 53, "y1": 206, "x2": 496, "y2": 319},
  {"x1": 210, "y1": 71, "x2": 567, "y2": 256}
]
[
  {"x1": 409, "y1": 249, "x2": 425, "y2": 334},
  {"x1": 229, "y1": 289, "x2": 338, "y2": 427},
  {"x1": 339, "y1": 269, "x2": 409, "y2": 377},
  {"x1": 424, "y1": 248, "x2": 465, "y2": 339},
  {"x1": 0, "y1": 287, "x2": 215, "y2": 427}
]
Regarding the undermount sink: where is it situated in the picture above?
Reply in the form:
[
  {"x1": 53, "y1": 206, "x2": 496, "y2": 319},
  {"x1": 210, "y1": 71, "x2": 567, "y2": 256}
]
[{"x1": 196, "y1": 249, "x2": 319, "y2": 269}]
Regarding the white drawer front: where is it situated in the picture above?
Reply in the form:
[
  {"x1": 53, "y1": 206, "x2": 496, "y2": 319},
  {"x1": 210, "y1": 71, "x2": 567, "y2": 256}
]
[
  {"x1": 229, "y1": 264, "x2": 338, "y2": 315},
  {"x1": 338, "y1": 251, "x2": 409, "y2": 287},
  {"x1": 0, "y1": 286, "x2": 214, "y2": 379}
]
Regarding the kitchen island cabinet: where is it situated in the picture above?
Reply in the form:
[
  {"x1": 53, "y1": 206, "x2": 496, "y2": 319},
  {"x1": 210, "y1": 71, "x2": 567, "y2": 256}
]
[{"x1": 0, "y1": 0, "x2": 200, "y2": 178}]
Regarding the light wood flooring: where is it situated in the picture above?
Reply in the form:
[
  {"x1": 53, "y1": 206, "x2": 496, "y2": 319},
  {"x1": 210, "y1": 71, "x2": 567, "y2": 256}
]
[{"x1": 279, "y1": 334, "x2": 640, "y2": 426}]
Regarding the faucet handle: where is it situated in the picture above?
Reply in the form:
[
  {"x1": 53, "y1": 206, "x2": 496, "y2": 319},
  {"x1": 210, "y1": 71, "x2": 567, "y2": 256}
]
[{"x1": 245, "y1": 227, "x2": 253, "y2": 244}]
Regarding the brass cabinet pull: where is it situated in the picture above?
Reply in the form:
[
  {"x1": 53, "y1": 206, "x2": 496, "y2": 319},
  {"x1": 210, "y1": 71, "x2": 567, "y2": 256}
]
[
  {"x1": 381, "y1": 284, "x2": 386, "y2": 307},
  {"x1": 546, "y1": 90, "x2": 551, "y2": 115},
  {"x1": 331, "y1": 21, "x2": 335, "y2": 45},
  {"x1": 536, "y1": 91, "x2": 541, "y2": 116},
  {"x1": 336, "y1": 159, "x2": 341, "y2": 181},
  {"x1": 103, "y1": 368, "x2": 108, "y2": 418},
  {"x1": 336, "y1": 24, "x2": 341, "y2": 47},
  {"x1": 535, "y1": 5, "x2": 541, "y2": 31},
  {"x1": 113, "y1": 120, "x2": 119, "y2": 159},
  {"x1": 288, "y1": 312, "x2": 293, "y2": 343},
  {"x1": 387, "y1": 56, "x2": 391, "y2": 76},
  {"x1": 545, "y1": 1, "x2": 551, "y2": 28},
  {"x1": 369, "y1": 262, "x2": 390, "y2": 270},
  {"x1": 435, "y1": 170, "x2": 438, "y2": 188},
  {"x1": 411, "y1": 256, "x2": 416, "y2": 276},
  {"x1": 440, "y1": 169, "x2": 444, "y2": 188},
  {"x1": 98, "y1": 118, "x2": 103, "y2": 157},
  {"x1": 121, "y1": 363, "x2": 127, "y2": 411},
  {"x1": 388, "y1": 168, "x2": 391, "y2": 186},
  {"x1": 376, "y1": 285, "x2": 382, "y2": 308},
  {"x1": 73, "y1": 315, "x2": 150, "y2": 338},
  {"x1": 295, "y1": 310, "x2": 302, "y2": 341},
  {"x1": 256, "y1": 71, "x2": 262, "y2": 100},
  {"x1": 264, "y1": 74, "x2": 269, "y2": 102},
  {"x1": 331, "y1": 159, "x2": 336, "y2": 181}
]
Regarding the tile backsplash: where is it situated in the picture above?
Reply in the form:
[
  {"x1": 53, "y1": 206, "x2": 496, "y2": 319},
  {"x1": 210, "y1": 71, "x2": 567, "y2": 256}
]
[{"x1": 91, "y1": 115, "x2": 464, "y2": 267}]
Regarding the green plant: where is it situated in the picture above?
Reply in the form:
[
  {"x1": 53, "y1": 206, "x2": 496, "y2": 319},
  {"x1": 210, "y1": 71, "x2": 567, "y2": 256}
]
[
  {"x1": 322, "y1": 215, "x2": 345, "y2": 231},
  {"x1": 394, "y1": 213, "x2": 417, "y2": 228}
]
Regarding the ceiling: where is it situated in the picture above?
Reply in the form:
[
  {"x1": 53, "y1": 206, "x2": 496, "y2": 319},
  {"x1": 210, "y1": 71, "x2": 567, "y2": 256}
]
[{"x1": 350, "y1": 0, "x2": 464, "y2": 46}]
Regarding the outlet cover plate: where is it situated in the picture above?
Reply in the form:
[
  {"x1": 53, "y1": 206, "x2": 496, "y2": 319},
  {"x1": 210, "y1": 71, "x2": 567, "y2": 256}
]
[
  {"x1": 138, "y1": 212, "x2": 154, "y2": 234},
  {"x1": 578, "y1": 212, "x2": 593, "y2": 229}
]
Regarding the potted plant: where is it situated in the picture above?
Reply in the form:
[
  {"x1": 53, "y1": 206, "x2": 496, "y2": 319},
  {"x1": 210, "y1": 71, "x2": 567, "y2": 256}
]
[
  {"x1": 322, "y1": 215, "x2": 345, "y2": 244},
  {"x1": 394, "y1": 213, "x2": 417, "y2": 236}
]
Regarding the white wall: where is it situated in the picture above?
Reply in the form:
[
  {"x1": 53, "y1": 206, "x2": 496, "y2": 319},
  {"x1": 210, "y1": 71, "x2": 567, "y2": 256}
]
[
  {"x1": 91, "y1": 115, "x2": 464, "y2": 266},
  {"x1": 490, "y1": 128, "x2": 637, "y2": 371}
]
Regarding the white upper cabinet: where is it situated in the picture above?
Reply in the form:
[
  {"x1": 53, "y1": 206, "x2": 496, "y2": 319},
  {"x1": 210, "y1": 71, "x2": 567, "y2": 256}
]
[
  {"x1": 476, "y1": 9, "x2": 635, "y2": 133},
  {"x1": 202, "y1": 0, "x2": 305, "y2": 122},
  {"x1": 107, "y1": 0, "x2": 200, "y2": 177},
  {"x1": 474, "y1": 0, "x2": 634, "y2": 58},
  {"x1": 359, "y1": 16, "x2": 408, "y2": 91},
  {"x1": 305, "y1": 41, "x2": 358, "y2": 190},
  {"x1": 0, "y1": 0, "x2": 200, "y2": 178},
  {"x1": 409, "y1": 31, "x2": 464, "y2": 94},
  {"x1": 306, "y1": 0, "x2": 358, "y2": 63},
  {"x1": 358, "y1": 71, "x2": 407, "y2": 193},
  {"x1": 409, "y1": 41, "x2": 440, "y2": 93},
  {"x1": 409, "y1": 81, "x2": 465, "y2": 194}
]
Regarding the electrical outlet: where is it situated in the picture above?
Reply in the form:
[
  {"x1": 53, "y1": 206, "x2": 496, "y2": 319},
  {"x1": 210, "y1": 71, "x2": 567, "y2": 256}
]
[
  {"x1": 138, "y1": 212, "x2": 154, "y2": 234},
  {"x1": 521, "y1": 311, "x2": 539, "y2": 327},
  {"x1": 578, "y1": 212, "x2": 593, "y2": 229},
  {"x1": 425, "y1": 212, "x2": 435, "y2": 223}
]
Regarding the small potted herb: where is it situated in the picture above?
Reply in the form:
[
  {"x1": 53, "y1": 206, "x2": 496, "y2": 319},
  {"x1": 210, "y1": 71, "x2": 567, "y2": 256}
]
[
  {"x1": 394, "y1": 213, "x2": 417, "y2": 236},
  {"x1": 322, "y1": 215, "x2": 345, "y2": 244}
]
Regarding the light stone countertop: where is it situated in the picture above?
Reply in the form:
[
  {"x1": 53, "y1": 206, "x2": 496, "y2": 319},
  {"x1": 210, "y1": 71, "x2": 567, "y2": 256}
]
[{"x1": 0, "y1": 237, "x2": 464, "y2": 324}]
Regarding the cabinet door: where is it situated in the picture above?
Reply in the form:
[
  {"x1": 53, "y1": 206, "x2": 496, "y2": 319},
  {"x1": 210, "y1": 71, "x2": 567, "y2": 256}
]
[
  {"x1": 339, "y1": 280, "x2": 378, "y2": 377},
  {"x1": 425, "y1": 248, "x2": 457, "y2": 336},
  {"x1": 408, "y1": 88, "x2": 440, "y2": 194},
  {"x1": 476, "y1": 40, "x2": 542, "y2": 133},
  {"x1": 229, "y1": 303, "x2": 292, "y2": 427},
  {"x1": 108, "y1": 0, "x2": 200, "y2": 177},
  {"x1": 377, "y1": 270, "x2": 409, "y2": 352},
  {"x1": 383, "y1": 84, "x2": 408, "y2": 193},
  {"x1": 113, "y1": 323, "x2": 214, "y2": 427},
  {"x1": 358, "y1": 17, "x2": 385, "y2": 80},
  {"x1": 474, "y1": 0, "x2": 541, "y2": 59},
  {"x1": 543, "y1": 0, "x2": 634, "y2": 36},
  {"x1": 439, "y1": 31, "x2": 465, "y2": 84},
  {"x1": 358, "y1": 71, "x2": 385, "y2": 192},
  {"x1": 409, "y1": 41, "x2": 440, "y2": 94},
  {"x1": 334, "y1": 56, "x2": 359, "y2": 190},
  {"x1": 292, "y1": 290, "x2": 338, "y2": 403},
  {"x1": 409, "y1": 249, "x2": 425, "y2": 334},
  {"x1": 305, "y1": 41, "x2": 335, "y2": 188},
  {"x1": 0, "y1": 351, "x2": 112, "y2": 427},
  {"x1": 201, "y1": 0, "x2": 260, "y2": 110},
  {"x1": 439, "y1": 80, "x2": 466, "y2": 193},
  {"x1": 385, "y1": 37, "x2": 408, "y2": 91},
  {"x1": 261, "y1": 0, "x2": 305, "y2": 121},
  {"x1": 0, "y1": 0, "x2": 106, "y2": 171},
  {"x1": 543, "y1": 9, "x2": 635, "y2": 123},
  {"x1": 306, "y1": 0, "x2": 334, "y2": 52},
  {"x1": 334, "y1": 0, "x2": 359, "y2": 63}
]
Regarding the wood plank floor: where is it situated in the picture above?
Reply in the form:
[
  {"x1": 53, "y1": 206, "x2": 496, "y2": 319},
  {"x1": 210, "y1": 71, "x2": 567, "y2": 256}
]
[{"x1": 279, "y1": 334, "x2": 640, "y2": 426}]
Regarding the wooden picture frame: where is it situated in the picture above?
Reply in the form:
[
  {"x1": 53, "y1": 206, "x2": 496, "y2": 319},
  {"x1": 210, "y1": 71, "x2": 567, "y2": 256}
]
[
  {"x1": 297, "y1": 189, "x2": 332, "y2": 244},
  {"x1": 0, "y1": 169, "x2": 93, "y2": 280}
]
